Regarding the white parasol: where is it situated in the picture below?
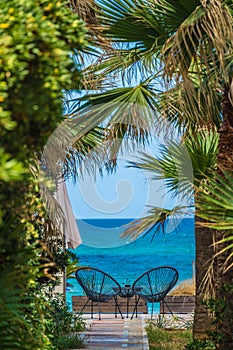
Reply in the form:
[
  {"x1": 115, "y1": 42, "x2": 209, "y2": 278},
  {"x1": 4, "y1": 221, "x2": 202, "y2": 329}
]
[{"x1": 54, "y1": 178, "x2": 82, "y2": 249}]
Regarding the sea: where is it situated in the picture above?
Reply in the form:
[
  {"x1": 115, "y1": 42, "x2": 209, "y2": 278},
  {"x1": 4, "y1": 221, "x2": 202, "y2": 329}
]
[{"x1": 66, "y1": 217, "x2": 195, "y2": 312}]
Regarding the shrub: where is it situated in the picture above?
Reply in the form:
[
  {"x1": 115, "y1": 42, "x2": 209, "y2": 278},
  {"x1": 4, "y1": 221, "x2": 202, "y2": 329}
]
[{"x1": 0, "y1": 0, "x2": 86, "y2": 348}]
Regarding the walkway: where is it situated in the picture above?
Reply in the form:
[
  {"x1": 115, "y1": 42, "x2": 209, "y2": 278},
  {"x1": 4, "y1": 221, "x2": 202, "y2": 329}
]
[{"x1": 77, "y1": 314, "x2": 149, "y2": 349}]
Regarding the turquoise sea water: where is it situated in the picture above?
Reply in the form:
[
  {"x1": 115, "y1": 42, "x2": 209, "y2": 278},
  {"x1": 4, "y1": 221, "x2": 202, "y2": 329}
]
[{"x1": 66, "y1": 217, "x2": 195, "y2": 311}]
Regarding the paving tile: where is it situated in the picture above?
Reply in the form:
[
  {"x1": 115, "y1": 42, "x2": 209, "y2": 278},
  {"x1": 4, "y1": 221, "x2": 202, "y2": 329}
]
[{"x1": 75, "y1": 314, "x2": 149, "y2": 350}]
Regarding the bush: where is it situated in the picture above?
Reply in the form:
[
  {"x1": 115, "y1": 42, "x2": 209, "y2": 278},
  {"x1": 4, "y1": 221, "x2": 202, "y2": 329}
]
[
  {"x1": 0, "y1": 0, "x2": 86, "y2": 348},
  {"x1": 46, "y1": 293, "x2": 86, "y2": 349}
]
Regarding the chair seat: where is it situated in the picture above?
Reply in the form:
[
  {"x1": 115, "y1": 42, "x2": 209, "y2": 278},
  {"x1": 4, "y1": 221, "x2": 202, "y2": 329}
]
[
  {"x1": 88, "y1": 292, "x2": 116, "y2": 303},
  {"x1": 131, "y1": 266, "x2": 179, "y2": 319},
  {"x1": 75, "y1": 266, "x2": 124, "y2": 320}
]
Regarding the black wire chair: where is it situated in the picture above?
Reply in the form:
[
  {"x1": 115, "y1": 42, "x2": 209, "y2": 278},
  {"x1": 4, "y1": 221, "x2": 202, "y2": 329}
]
[
  {"x1": 75, "y1": 267, "x2": 124, "y2": 320},
  {"x1": 131, "y1": 266, "x2": 179, "y2": 319}
]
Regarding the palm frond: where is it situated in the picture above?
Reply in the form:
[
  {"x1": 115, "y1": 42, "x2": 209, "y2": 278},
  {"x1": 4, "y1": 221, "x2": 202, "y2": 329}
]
[
  {"x1": 96, "y1": 0, "x2": 165, "y2": 46},
  {"x1": 132, "y1": 145, "x2": 194, "y2": 197},
  {"x1": 128, "y1": 128, "x2": 218, "y2": 200},
  {"x1": 83, "y1": 48, "x2": 161, "y2": 85},
  {"x1": 41, "y1": 118, "x2": 106, "y2": 181},
  {"x1": 159, "y1": 75, "x2": 222, "y2": 129},
  {"x1": 159, "y1": 0, "x2": 231, "y2": 127},
  {"x1": 63, "y1": 127, "x2": 108, "y2": 179},
  {"x1": 122, "y1": 205, "x2": 190, "y2": 240},
  {"x1": 67, "y1": 84, "x2": 165, "y2": 145},
  {"x1": 163, "y1": 0, "x2": 233, "y2": 80},
  {"x1": 79, "y1": 0, "x2": 169, "y2": 84},
  {"x1": 184, "y1": 128, "x2": 219, "y2": 183},
  {"x1": 197, "y1": 171, "x2": 233, "y2": 229},
  {"x1": 70, "y1": 0, "x2": 111, "y2": 49},
  {"x1": 198, "y1": 259, "x2": 216, "y2": 299},
  {"x1": 197, "y1": 171, "x2": 233, "y2": 272}
]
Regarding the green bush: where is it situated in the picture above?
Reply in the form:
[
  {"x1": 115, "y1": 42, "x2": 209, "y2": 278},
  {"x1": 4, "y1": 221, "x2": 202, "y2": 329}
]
[
  {"x1": 48, "y1": 294, "x2": 85, "y2": 348},
  {"x1": 184, "y1": 339, "x2": 216, "y2": 350},
  {"x1": 0, "y1": 0, "x2": 85, "y2": 156},
  {"x1": 0, "y1": 0, "x2": 86, "y2": 348}
]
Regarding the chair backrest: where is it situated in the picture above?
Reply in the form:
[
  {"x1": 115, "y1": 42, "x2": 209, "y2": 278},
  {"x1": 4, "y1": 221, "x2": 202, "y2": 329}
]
[
  {"x1": 132, "y1": 266, "x2": 178, "y2": 301},
  {"x1": 75, "y1": 267, "x2": 121, "y2": 298}
]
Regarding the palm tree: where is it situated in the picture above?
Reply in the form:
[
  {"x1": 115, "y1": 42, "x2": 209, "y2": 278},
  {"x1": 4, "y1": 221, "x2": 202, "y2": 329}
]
[
  {"x1": 124, "y1": 128, "x2": 219, "y2": 338},
  {"x1": 196, "y1": 172, "x2": 233, "y2": 346},
  {"x1": 70, "y1": 0, "x2": 233, "y2": 345}
]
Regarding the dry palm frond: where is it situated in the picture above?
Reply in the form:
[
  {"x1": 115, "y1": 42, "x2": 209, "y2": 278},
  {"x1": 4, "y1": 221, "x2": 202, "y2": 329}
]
[
  {"x1": 70, "y1": 0, "x2": 98, "y2": 26},
  {"x1": 198, "y1": 259, "x2": 216, "y2": 300},
  {"x1": 163, "y1": 0, "x2": 233, "y2": 80},
  {"x1": 70, "y1": 0, "x2": 111, "y2": 49},
  {"x1": 162, "y1": 0, "x2": 233, "y2": 126},
  {"x1": 160, "y1": 68, "x2": 222, "y2": 129}
]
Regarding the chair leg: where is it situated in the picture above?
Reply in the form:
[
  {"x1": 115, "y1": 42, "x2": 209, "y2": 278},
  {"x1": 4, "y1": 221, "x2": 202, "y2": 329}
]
[
  {"x1": 131, "y1": 296, "x2": 141, "y2": 319},
  {"x1": 114, "y1": 296, "x2": 124, "y2": 319},
  {"x1": 91, "y1": 300, "x2": 93, "y2": 319},
  {"x1": 98, "y1": 301, "x2": 101, "y2": 320},
  {"x1": 162, "y1": 299, "x2": 165, "y2": 314},
  {"x1": 115, "y1": 296, "x2": 117, "y2": 318},
  {"x1": 164, "y1": 299, "x2": 173, "y2": 315},
  {"x1": 78, "y1": 297, "x2": 90, "y2": 317}
]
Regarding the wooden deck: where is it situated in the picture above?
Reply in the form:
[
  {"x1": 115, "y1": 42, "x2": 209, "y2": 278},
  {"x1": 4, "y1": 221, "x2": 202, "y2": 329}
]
[
  {"x1": 72, "y1": 295, "x2": 148, "y2": 316},
  {"x1": 160, "y1": 295, "x2": 195, "y2": 314}
]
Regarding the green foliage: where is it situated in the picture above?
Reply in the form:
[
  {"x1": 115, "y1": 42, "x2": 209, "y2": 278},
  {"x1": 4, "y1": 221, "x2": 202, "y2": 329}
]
[
  {"x1": 197, "y1": 171, "x2": 233, "y2": 272},
  {"x1": 0, "y1": 224, "x2": 51, "y2": 349},
  {"x1": 197, "y1": 171, "x2": 233, "y2": 230},
  {"x1": 47, "y1": 294, "x2": 85, "y2": 348},
  {"x1": 184, "y1": 339, "x2": 216, "y2": 350},
  {"x1": 205, "y1": 284, "x2": 233, "y2": 347},
  {"x1": 0, "y1": 148, "x2": 25, "y2": 183},
  {"x1": 185, "y1": 284, "x2": 233, "y2": 349},
  {"x1": 0, "y1": 0, "x2": 86, "y2": 348},
  {"x1": 27, "y1": 284, "x2": 85, "y2": 350},
  {"x1": 0, "y1": 0, "x2": 85, "y2": 157},
  {"x1": 146, "y1": 322, "x2": 192, "y2": 350}
]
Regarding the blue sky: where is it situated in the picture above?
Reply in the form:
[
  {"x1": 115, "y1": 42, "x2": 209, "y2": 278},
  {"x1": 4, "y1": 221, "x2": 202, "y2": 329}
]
[{"x1": 66, "y1": 141, "x2": 192, "y2": 219}]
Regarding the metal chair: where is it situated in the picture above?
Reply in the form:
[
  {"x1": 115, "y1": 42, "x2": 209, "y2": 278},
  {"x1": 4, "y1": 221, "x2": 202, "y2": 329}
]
[
  {"x1": 75, "y1": 266, "x2": 124, "y2": 320},
  {"x1": 131, "y1": 266, "x2": 179, "y2": 319}
]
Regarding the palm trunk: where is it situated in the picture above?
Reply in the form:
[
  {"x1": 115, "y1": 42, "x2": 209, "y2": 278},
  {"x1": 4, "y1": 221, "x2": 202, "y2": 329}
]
[
  {"x1": 193, "y1": 218, "x2": 215, "y2": 338},
  {"x1": 215, "y1": 82, "x2": 233, "y2": 349}
]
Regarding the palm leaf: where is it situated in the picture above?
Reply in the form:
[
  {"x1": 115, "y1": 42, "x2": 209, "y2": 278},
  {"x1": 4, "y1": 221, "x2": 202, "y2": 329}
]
[
  {"x1": 197, "y1": 171, "x2": 233, "y2": 272},
  {"x1": 197, "y1": 171, "x2": 233, "y2": 229},
  {"x1": 184, "y1": 128, "x2": 219, "y2": 183},
  {"x1": 159, "y1": 75, "x2": 222, "y2": 129},
  {"x1": 83, "y1": 48, "x2": 161, "y2": 85},
  {"x1": 67, "y1": 84, "x2": 163, "y2": 145},
  {"x1": 96, "y1": 0, "x2": 164, "y2": 47},
  {"x1": 128, "y1": 128, "x2": 218, "y2": 198},
  {"x1": 79, "y1": 0, "x2": 168, "y2": 83},
  {"x1": 163, "y1": 0, "x2": 233, "y2": 79},
  {"x1": 70, "y1": 0, "x2": 111, "y2": 49},
  {"x1": 129, "y1": 147, "x2": 194, "y2": 198},
  {"x1": 122, "y1": 205, "x2": 190, "y2": 240}
]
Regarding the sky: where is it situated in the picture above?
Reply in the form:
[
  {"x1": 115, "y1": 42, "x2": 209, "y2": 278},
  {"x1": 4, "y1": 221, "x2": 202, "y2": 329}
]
[{"x1": 66, "y1": 140, "x2": 192, "y2": 219}]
